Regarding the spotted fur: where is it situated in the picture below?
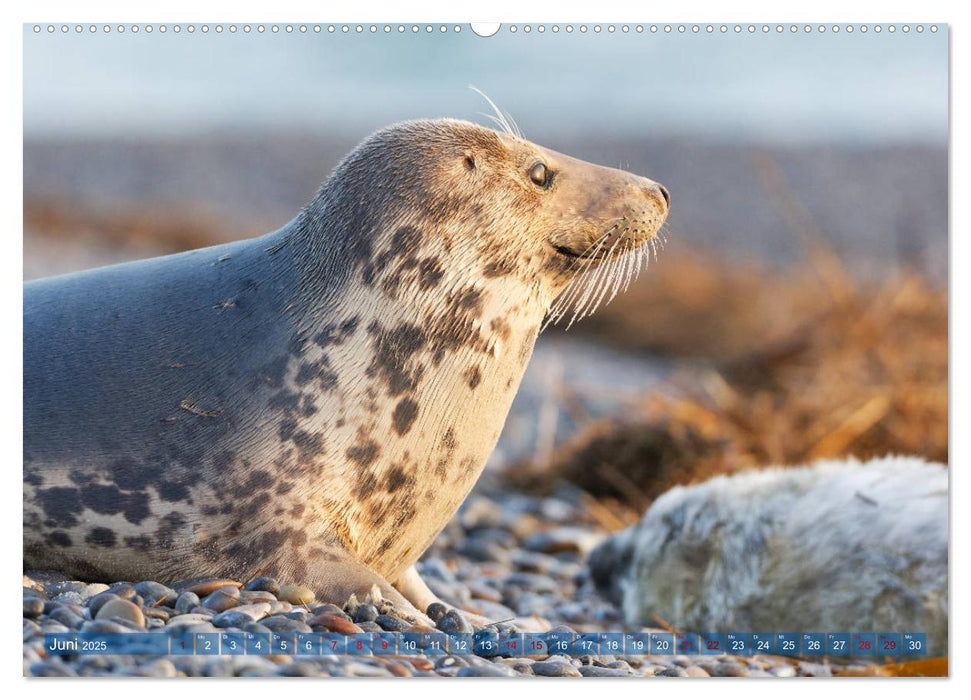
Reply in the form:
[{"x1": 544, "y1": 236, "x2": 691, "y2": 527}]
[{"x1": 23, "y1": 119, "x2": 668, "y2": 614}]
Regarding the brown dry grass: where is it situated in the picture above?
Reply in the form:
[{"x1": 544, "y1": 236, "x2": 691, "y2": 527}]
[{"x1": 507, "y1": 246, "x2": 947, "y2": 527}]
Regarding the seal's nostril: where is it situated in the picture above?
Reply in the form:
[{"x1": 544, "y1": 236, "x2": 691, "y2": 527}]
[{"x1": 658, "y1": 185, "x2": 671, "y2": 208}]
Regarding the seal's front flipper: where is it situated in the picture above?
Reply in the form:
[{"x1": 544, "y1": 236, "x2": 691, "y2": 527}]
[
  {"x1": 395, "y1": 566, "x2": 549, "y2": 632},
  {"x1": 305, "y1": 557, "x2": 434, "y2": 627}
]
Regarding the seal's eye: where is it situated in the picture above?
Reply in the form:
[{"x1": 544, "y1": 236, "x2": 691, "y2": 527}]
[{"x1": 529, "y1": 161, "x2": 553, "y2": 189}]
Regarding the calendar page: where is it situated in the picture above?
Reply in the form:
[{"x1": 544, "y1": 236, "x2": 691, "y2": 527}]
[{"x1": 20, "y1": 11, "x2": 949, "y2": 682}]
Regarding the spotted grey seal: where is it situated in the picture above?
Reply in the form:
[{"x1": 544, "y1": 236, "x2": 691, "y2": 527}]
[{"x1": 24, "y1": 118, "x2": 669, "y2": 624}]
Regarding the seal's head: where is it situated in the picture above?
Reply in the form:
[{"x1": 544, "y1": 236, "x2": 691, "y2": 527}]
[{"x1": 302, "y1": 119, "x2": 668, "y2": 328}]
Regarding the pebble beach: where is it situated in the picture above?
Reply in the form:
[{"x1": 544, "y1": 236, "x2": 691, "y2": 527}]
[{"x1": 24, "y1": 483, "x2": 859, "y2": 678}]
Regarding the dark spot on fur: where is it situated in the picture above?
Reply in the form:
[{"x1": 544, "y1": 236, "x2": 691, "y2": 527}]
[
  {"x1": 392, "y1": 398, "x2": 419, "y2": 436},
  {"x1": 85, "y1": 527, "x2": 116, "y2": 548},
  {"x1": 24, "y1": 471, "x2": 43, "y2": 487},
  {"x1": 464, "y1": 366, "x2": 482, "y2": 390},
  {"x1": 109, "y1": 458, "x2": 152, "y2": 492},
  {"x1": 48, "y1": 530, "x2": 73, "y2": 547},
  {"x1": 484, "y1": 258, "x2": 516, "y2": 278},
  {"x1": 367, "y1": 322, "x2": 427, "y2": 397},
  {"x1": 279, "y1": 417, "x2": 298, "y2": 442},
  {"x1": 354, "y1": 470, "x2": 379, "y2": 499},
  {"x1": 386, "y1": 465, "x2": 413, "y2": 494},
  {"x1": 157, "y1": 480, "x2": 190, "y2": 502},
  {"x1": 418, "y1": 257, "x2": 445, "y2": 289},
  {"x1": 155, "y1": 512, "x2": 187, "y2": 549},
  {"x1": 347, "y1": 439, "x2": 380, "y2": 468},
  {"x1": 314, "y1": 317, "x2": 359, "y2": 348},
  {"x1": 36, "y1": 487, "x2": 82, "y2": 527}
]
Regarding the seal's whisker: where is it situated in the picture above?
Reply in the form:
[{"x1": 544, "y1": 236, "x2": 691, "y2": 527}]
[
  {"x1": 469, "y1": 86, "x2": 521, "y2": 138},
  {"x1": 567, "y1": 238, "x2": 616, "y2": 328}
]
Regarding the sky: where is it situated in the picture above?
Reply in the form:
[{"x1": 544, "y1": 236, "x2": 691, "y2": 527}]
[{"x1": 23, "y1": 24, "x2": 948, "y2": 145}]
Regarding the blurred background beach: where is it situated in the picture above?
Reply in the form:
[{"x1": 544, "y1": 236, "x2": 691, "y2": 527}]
[{"x1": 23, "y1": 25, "x2": 948, "y2": 523}]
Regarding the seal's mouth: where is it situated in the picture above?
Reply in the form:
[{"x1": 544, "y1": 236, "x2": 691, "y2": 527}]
[{"x1": 551, "y1": 228, "x2": 656, "y2": 261}]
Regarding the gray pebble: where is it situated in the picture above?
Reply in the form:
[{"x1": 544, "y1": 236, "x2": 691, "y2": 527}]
[
  {"x1": 437, "y1": 609, "x2": 472, "y2": 634},
  {"x1": 262, "y1": 615, "x2": 312, "y2": 634},
  {"x1": 134, "y1": 581, "x2": 178, "y2": 606},
  {"x1": 375, "y1": 614, "x2": 409, "y2": 631},
  {"x1": 48, "y1": 605, "x2": 85, "y2": 629},
  {"x1": 23, "y1": 596, "x2": 44, "y2": 618},
  {"x1": 87, "y1": 591, "x2": 121, "y2": 617},
  {"x1": 244, "y1": 576, "x2": 281, "y2": 595},
  {"x1": 352, "y1": 603, "x2": 379, "y2": 623},
  {"x1": 531, "y1": 659, "x2": 582, "y2": 677},
  {"x1": 426, "y1": 602, "x2": 449, "y2": 622},
  {"x1": 211, "y1": 610, "x2": 255, "y2": 629},
  {"x1": 579, "y1": 665, "x2": 632, "y2": 677},
  {"x1": 174, "y1": 591, "x2": 200, "y2": 614},
  {"x1": 457, "y1": 663, "x2": 518, "y2": 677},
  {"x1": 201, "y1": 587, "x2": 240, "y2": 613},
  {"x1": 357, "y1": 620, "x2": 383, "y2": 633}
]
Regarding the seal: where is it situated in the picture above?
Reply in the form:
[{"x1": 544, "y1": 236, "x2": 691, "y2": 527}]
[
  {"x1": 24, "y1": 118, "x2": 669, "y2": 624},
  {"x1": 587, "y1": 456, "x2": 948, "y2": 652}
]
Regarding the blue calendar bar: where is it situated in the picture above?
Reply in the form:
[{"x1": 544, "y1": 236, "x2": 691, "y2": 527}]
[{"x1": 41, "y1": 630, "x2": 936, "y2": 658}]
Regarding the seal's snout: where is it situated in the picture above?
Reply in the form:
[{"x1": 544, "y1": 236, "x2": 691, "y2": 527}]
[{"x1": 637, "y1": 180, "x2": 670, "y2": 214}]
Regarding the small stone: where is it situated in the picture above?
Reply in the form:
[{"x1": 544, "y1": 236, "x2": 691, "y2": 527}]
[
  {"x1": 165, "y1": 614, "x2": 215, "y2": 629},
  {"x1": 426, "y1": 602, "x2": 449, "y2": 622},
  {"x1": 48, "y1": 605, "x2": 85, "y2": 629},
  {"x1": 174, "y1": 591, "x2": 200, "y2": 614},
  {"x1": 53, "y1": 591, "x2": 85, "y2": 606},
  {"x1": 457, "y1": 663, "x2": 518, "y2": 677},
  {"x1": 658, "y1": 666, "x2": 689, "y2": 677},
  {"x1": 375, "y1": 614, "x2": 409, "y2": 631},
  {"x1": 278, "y1": 584, "x2": 315, "y2": 605},
  {"x1": 579, "y1": 666, "x2": 631, "y2": 677},
  {"x1": 142, "y1": 606, "x2": 171, "y2": 621},
  {"x1": 201, "y1": 586, "x2": 241, "y2": 612},
  {"x1": 23, "y1": 596, "x2": 44, "y2": 618},
  {"x1": 357, "y1": 620, "x2": 383, "y2": 633},
  {"x1": 308, "y1": 613, "x2": 363, "y2": 635},
  {"x1": 96, "y1": 598, "x2": 145, "y2": 627},
  {"x1": 684, "y1": 665, "x2": 711, "y2": 677},
  {"x1": 106, "y1": 583, "x2": 137, "y2": 600},
  {"x1": 436, "y1": 609, "x2": 472, "y2": 634},
  {"x1": 310, "y1": 603, "x2": 346, "y2": 617},
  {"x1": 352, "y1": 603, "x2": 379, "y2": 623},
  {"x1": 134, "y1": 581, "x2": 178, "y2": 606},
  {"x1": 768, "y1": 664, "x2": 797, "y2": 678},
  {"x1": 79, "y1": 583, "x2": 110, "y2": 600},
  {"x1": 80, "y1": 619, "x2": 130, "y2": 634},
  {"x1": 175, "y1": 577, "x2": 242, "y2": 597},
  {"x1": 531, "y1": 659, "x2": 582, "y2": 677},
  {"x1": 262, "y1": 615, "x2": 312, "y2": 634}
]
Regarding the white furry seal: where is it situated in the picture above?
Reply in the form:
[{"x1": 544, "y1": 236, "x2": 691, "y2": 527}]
[{"x1": 588, "y1": 456, "x2": 948, "y2": 653}]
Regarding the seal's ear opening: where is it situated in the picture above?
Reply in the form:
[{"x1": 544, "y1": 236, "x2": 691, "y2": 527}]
[{"x1": 463, "y1": 154, "x2": 476, "y2": 171}]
